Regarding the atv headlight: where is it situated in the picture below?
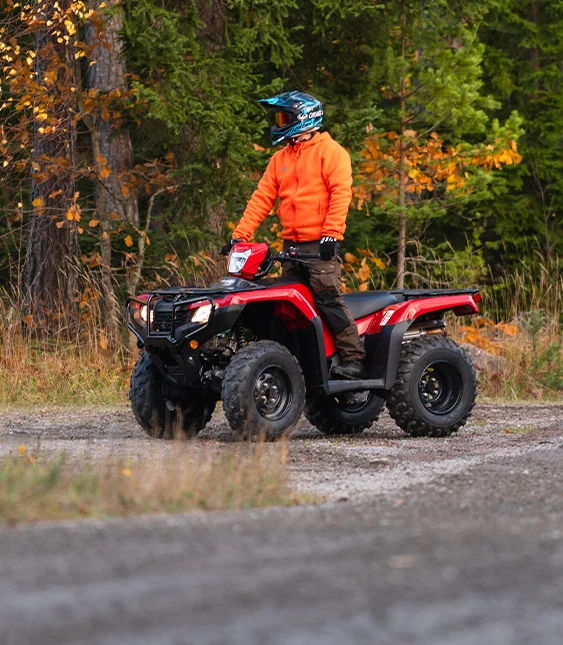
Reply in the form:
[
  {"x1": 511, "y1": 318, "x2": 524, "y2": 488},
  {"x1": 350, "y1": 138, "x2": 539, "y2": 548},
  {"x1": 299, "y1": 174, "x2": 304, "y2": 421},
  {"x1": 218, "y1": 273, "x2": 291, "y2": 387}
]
[
  {"x1": 138, "y1": 304, "x2": 153, "y2": 324},
  {"x1": 191, "y1": 303, "x2": 212, "y2": 325},
  {"x1": 228, "y1": 248, "x2": 252, "y2": 275}
]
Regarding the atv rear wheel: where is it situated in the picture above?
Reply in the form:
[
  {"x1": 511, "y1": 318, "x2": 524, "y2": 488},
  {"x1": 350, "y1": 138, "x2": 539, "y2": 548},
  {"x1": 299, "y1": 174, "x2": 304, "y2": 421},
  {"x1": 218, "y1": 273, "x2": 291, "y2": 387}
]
[
  {"x1": 222, "y1": 341, "x2": 305, "y2": 441},
  {"x1": 304, "y1": 391, "x2": 385, "y2": 435},
  {"x1": 129, "y1": 353, "x2": 215, "y2": 439},
  {"x1": 387, "y1": 336, "x2": 477, "y2": 438}
]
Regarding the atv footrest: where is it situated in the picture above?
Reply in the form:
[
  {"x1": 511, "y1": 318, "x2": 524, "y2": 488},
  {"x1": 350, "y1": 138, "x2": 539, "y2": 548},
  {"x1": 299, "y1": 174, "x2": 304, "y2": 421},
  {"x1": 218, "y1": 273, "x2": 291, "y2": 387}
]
[{"x1": 327, "y1": 379, "x2": 385, "y2": 394}]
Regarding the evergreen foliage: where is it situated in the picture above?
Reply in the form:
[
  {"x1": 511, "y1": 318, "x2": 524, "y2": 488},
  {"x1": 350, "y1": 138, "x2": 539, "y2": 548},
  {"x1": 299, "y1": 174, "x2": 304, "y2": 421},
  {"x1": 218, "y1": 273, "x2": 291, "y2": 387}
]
[
  {"x1": 480, "y1": 0, "x2": 563, "y2": 267},
  {"x1": 0, "y1": 0, "x2": 561, "y2": 321}
]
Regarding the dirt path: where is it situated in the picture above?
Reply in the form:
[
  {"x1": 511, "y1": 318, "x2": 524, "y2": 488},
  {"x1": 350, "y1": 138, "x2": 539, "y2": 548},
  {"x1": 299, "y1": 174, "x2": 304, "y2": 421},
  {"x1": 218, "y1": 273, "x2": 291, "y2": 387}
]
[
  {"x1": 1, "y1": 403, "x2": 563, "y2": 645},
  {"x1": 1, "y1": 402, "x2": 561, "y2": 500}
]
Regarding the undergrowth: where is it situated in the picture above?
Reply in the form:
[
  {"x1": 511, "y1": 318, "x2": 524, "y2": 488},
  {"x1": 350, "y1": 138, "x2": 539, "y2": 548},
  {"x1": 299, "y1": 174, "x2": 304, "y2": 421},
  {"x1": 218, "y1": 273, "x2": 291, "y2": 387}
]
[
  {"x1": 0, "y1": 443, "x2": 309, "y2": 525},
  {"x1": 0, "y1": 336, "x2": 130, "y2": 406},
  {"x1": 449, "y1": 261, "x2": 563, "y2": 400},
  {"x1": 0, "y1": 287, "x2": 131, "y2": 406},
  {"x1": 452, "y1": 315, "x2": 563, "y2": 400},
  {"x1": 0, "y1": 254, "x2": 561, "y2": 405}
]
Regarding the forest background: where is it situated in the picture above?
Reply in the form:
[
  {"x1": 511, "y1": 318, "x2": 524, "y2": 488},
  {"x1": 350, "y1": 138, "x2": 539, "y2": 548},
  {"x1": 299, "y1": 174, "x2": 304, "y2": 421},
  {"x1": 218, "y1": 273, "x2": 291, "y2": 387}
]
[{"x1": 0, "y1": 0, "x2": 562, "y2": 404}]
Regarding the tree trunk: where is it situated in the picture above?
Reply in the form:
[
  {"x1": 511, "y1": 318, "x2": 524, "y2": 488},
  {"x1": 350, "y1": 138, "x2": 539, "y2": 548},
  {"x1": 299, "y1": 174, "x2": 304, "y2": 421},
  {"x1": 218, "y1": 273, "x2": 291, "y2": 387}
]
[
  {"x1": 86, "y1": 1, "x2": 140, "y2": 341},
  {"x1": 529, "y1": 0, "x2": 541, "y2": 90},
  {"x1": 397, "y1": 142, "x2": 407, "y2": 289},
  {"x1": 24, "y1": 0, "x2": 79, "y2": 334},
  {"x1": 396, "y1": 3, "x2": 407, "y2": 289}
]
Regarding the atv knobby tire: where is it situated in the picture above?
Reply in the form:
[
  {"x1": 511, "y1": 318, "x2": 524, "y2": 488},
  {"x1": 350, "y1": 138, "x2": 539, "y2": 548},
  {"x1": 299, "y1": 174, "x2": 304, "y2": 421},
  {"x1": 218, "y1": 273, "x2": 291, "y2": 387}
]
[
  {"x1": 387, "y1": 336, "x2": 477, "y2": 437},
  {"x1": 305, "y1": 392, "x2": 385, "y2": 435},
  {"x1": 222, "y1": 340, "x2": 305, "y2": 441},
  {"x1": 129, "y1": 352, "x2": 215, "y2": 439}
]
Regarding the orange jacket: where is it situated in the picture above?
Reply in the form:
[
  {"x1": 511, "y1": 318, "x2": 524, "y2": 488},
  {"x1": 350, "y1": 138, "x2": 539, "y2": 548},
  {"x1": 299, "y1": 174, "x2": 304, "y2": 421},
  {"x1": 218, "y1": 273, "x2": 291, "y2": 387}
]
[{"x1": 233, "y1": 132, "x2": 352, "y2": 242}]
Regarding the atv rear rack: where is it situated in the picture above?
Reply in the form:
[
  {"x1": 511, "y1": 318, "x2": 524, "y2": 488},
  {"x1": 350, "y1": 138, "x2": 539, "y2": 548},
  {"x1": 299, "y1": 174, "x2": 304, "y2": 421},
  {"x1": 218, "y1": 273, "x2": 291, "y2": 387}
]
[{"x1": 391, "y1": 288, "x2": 480, "y2": 301}]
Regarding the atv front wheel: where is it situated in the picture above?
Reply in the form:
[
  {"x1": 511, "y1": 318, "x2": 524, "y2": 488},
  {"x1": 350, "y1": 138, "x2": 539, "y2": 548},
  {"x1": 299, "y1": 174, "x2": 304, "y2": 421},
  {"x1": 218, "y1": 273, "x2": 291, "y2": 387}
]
[
  {"x1": 222, "y1": 341, "x2": 305, "y2": 441},
  {"x1": 387, "y1": 336, "x2": 477, "y2": 437},
  {"x1": 129, "y1": 353, "x2": 216, "y2": 439},
  {"x1": 305, "y1": 391, "x2": 385, "y2": 435}
]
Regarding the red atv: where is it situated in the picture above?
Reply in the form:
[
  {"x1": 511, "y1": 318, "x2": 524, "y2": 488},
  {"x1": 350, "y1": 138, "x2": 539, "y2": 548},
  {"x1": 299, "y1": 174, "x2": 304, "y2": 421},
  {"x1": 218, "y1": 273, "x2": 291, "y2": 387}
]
[{"x1": 126, "y1": 242, "x2": 479, "y2": 440}]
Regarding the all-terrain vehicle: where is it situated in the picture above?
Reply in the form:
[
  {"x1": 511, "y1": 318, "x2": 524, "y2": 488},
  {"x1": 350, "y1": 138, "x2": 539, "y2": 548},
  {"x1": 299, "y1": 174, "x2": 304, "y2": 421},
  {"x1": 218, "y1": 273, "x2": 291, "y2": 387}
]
[{"x1": 126, "y1": 242, "x2": 479, "y2": 440}]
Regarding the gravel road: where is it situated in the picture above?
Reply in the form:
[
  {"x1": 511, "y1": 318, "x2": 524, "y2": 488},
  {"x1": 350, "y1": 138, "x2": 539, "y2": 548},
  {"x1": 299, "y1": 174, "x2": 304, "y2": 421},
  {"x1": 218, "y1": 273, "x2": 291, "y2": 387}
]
[{"x1": 1, "y1": 403, "x2": 562, "y2": 644}]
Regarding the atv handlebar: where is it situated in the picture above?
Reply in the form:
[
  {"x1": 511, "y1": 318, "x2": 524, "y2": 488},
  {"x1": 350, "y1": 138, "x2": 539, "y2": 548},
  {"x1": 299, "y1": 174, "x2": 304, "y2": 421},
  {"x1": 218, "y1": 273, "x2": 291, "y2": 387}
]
[
  {"x1": 272, "y1": 248, "x2": 321, "y2": 262},
  {"x1": 249, "y1": 246, "x2": 321, "y2": 280}
]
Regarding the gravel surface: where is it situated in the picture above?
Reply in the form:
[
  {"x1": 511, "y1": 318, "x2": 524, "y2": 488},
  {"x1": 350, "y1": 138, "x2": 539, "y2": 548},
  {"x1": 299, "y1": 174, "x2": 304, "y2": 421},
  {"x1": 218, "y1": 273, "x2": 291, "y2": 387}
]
[
  {"x1": 1, "y1": 402, "x2": 561, "y2": 500},
  {"x1": 1, "y1": 402, "x2": 562, "y2": 645}
]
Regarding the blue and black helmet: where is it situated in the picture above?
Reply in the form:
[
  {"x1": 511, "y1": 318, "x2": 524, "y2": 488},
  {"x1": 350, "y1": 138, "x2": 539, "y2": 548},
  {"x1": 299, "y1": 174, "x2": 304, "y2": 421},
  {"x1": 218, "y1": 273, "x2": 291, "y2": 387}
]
[{"x1": 259, "y1": 91, "x2": 324, "y2": 146}]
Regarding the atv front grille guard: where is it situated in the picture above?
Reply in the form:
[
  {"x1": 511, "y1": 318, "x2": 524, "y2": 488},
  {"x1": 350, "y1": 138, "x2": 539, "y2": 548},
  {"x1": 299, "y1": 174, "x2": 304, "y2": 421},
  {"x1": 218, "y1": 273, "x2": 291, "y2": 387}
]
[{"x1": 126, "y1": 292, "x2": 216, "y2": 345}]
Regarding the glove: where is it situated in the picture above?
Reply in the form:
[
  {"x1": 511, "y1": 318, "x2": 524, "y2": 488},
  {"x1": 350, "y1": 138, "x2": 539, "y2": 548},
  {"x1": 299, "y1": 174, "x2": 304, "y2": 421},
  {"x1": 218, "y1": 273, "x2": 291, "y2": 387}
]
[
  {"x1": 319, "y1": 236, "x2": 338, "y2": 261},
  {"x1": 220, "y1": 239, "x2": 243, "y2": 256}
]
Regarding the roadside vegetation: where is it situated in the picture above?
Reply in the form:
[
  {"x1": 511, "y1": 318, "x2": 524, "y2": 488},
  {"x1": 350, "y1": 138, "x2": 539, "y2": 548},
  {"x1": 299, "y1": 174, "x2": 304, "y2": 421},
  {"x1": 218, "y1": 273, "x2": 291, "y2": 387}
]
[
  {"x1": 0, "y1": 443, "x2": 306, "y2": 525},
  {"x1": 0, "y1": 2, "x2": 561, "y2": 406},
  {"x1": 0, "y1": 286, "x2": 130, "y2": 406},
  {"x1": 453, "y1": 259, "x2": 563, "y2": 400},
  {"x1": 1, "y1": 260, "x2": 561, "y2": 406}
]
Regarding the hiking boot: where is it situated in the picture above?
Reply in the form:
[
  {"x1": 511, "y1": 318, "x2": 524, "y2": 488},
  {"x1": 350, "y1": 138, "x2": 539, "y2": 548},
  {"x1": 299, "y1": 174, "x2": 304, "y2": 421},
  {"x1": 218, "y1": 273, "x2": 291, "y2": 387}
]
[{"x1": 331, "y1": 361, "x2": 366, "y2": 380}]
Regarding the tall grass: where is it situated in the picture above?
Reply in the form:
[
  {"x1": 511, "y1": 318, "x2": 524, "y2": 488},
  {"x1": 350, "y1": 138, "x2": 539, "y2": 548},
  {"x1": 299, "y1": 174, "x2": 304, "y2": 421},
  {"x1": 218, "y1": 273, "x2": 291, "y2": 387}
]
[
  {"x1": 1, "y1": 247, "x2": 561, "y2": 406},
  {"x1": 0, "y1": 284, "x2": 130, "y2": 406},
  {"x1": 401, "y1": 246, "x2": 563, "y2": 400},
  {"x1": 0, "y1": 248, "x2": 229, "y2": 407},
  {"x1": 488, "y1": 255, "x2": 563, "y2": 324},
  {"x1": 0, "y1": 443, "x2": 309, "y2": 525}
]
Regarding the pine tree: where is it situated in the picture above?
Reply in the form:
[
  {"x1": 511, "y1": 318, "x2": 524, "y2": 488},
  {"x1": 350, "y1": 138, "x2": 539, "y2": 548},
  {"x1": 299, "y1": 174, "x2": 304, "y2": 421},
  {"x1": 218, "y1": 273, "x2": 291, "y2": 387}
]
[
  {"x1": 480, "y1": 0, "x2": 563, "y2": 269},
  {"x1": 303, "y1": 0, "x2": 521, "y2": 287}
]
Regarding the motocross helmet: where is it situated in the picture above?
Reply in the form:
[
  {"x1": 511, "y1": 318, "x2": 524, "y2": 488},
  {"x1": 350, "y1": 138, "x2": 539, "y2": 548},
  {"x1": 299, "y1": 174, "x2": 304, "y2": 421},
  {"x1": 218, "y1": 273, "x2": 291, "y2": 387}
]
[{"x1": 259, "y1": 91, "x2": 324, "y2": 146}]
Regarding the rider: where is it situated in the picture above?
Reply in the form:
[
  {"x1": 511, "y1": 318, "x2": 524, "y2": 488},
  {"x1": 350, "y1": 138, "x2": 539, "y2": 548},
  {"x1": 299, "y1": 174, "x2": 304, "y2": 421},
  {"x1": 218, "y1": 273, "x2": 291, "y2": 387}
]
[{"x1": 220, "y1": 91, "x2": 366, "y2": 380}]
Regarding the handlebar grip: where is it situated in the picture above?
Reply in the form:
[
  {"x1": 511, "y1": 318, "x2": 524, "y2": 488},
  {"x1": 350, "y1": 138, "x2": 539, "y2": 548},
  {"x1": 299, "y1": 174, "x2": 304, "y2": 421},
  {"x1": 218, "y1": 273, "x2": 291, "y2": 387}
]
[
  {"x1": 294, "y1": 252, "x2": 321, "y2": 259},
  {"x1": 272, "y1": 249, "x2": 321, "y2": 261}
]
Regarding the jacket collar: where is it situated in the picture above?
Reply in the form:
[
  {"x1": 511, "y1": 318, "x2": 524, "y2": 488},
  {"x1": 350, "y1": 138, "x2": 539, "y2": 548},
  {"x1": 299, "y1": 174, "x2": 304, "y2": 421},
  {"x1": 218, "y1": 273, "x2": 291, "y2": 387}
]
[{"x1": 286, "y1": 131, "x2": 330, "y2": 153}]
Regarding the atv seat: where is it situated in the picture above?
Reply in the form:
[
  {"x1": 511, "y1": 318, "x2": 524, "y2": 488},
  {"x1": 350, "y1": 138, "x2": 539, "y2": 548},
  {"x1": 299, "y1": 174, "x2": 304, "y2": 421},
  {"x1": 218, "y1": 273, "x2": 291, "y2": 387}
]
[{"x1": 342, "y1": 291, "x2": 400, "y2": 320}]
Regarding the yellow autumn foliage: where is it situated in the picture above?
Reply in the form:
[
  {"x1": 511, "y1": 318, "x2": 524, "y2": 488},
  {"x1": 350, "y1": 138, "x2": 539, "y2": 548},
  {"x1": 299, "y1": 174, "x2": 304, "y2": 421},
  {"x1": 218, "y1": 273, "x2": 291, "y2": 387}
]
[{"x1": 355, "y1": 130, "x2": 523, "y2": 207}]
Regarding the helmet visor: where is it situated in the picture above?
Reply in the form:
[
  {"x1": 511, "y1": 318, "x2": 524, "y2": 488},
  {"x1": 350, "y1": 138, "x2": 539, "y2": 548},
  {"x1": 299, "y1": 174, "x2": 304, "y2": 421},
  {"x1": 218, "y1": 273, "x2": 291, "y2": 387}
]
[{"x1": 274, "y1": 111, "x2": 291, "y2": 127}]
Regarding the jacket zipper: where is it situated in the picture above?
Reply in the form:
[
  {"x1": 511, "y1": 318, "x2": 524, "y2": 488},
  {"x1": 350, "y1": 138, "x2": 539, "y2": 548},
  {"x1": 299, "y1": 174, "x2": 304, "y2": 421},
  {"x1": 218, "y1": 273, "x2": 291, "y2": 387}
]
[{"x1": 291, "y1": 147, "x2": 299, "y2": 241}]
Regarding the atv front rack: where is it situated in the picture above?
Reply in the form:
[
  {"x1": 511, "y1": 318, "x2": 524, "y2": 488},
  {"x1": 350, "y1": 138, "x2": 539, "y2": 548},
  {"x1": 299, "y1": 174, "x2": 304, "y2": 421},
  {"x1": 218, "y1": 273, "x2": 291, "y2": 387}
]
[{"x1": 126, "y1": 291, "x2": 216, "y2": 345}]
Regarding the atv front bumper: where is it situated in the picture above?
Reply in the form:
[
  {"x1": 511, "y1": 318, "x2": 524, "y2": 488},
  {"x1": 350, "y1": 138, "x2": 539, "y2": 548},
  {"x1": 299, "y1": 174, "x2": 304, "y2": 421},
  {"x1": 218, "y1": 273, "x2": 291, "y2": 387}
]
[{"x1": 126, "y1": 294, "x2": 243, "y2": 388}]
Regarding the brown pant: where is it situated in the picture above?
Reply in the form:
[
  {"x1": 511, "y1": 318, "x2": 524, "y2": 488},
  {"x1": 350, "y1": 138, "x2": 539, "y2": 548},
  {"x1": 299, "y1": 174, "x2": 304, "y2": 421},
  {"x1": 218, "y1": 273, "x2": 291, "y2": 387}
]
[{"x1": 282, "y1": 240, "x2": 366, "y2": 363}]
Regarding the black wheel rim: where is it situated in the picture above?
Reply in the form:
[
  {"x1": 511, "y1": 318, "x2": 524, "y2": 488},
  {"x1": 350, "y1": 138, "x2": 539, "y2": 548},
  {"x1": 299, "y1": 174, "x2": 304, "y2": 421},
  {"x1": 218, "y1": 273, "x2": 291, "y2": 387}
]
[
  {"x1": 253, "y1": 366, "x2": 292, "y2": 421},
  {"x1": 418, "y1": 361, "x2": 463, "y2": 415}
]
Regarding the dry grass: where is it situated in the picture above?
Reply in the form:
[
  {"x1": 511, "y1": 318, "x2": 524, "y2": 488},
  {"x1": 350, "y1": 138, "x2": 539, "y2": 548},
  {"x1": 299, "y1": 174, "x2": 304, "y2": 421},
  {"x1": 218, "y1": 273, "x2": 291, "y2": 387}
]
[
  {"x1": 0, "y1": 337, "x2": 130, "y2": 406},
  {"x1": 0, "y1": 443, "x2": 310, "y2": 526},
  {"x1": 1, "y1": 252, "x2": 561, "y2": 407},
  {"x1": 0, "y1": 286, "x2": 130, "y2": 407},
  {"x1": 451, "y1": 319, "x2": 562, "y2": 400},
  {"x1": 448, "y1": 260, "x2": 563, "y2": 400}
]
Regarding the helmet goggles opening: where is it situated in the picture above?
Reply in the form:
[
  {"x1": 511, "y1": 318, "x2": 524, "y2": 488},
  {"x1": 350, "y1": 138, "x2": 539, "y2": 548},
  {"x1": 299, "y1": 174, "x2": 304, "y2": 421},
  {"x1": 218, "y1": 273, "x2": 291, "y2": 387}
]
[{"x1": 274, "y1": 111, "x2": 292, "y2": 127}]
